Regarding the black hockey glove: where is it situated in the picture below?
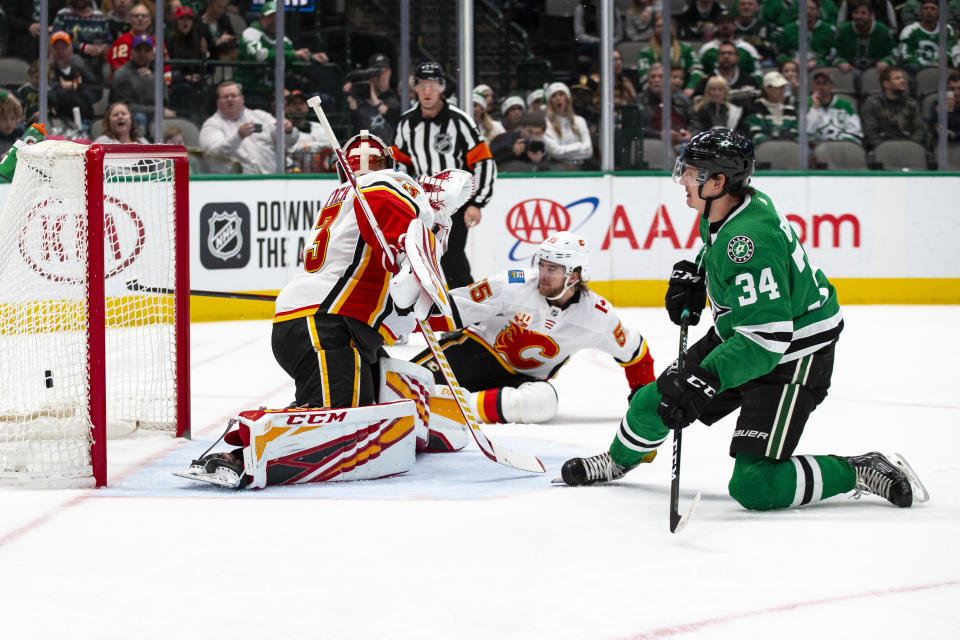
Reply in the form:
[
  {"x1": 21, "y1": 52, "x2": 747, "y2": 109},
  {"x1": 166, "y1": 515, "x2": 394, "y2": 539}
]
[
  {"x1": 656, "y1": 364, "x2": 720, "y2": 430},
  {"x1": 664, "y1": 260, "x2": 707, "y2": 326}
]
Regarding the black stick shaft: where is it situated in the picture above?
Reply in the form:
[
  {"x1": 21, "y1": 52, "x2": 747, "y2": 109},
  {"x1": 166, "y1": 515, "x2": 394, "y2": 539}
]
[
  {"x1": 669, "y1": 310, "x2": 690, "y2": 533},
  {"x1": 125, "y1": 279, "x2": 277, "y2": 302}
]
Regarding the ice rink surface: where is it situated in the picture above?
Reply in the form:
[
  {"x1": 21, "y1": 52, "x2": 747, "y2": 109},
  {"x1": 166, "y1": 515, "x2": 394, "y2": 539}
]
[{"x1": 1, "y1": 306, "x2": 958, "y2": 640}]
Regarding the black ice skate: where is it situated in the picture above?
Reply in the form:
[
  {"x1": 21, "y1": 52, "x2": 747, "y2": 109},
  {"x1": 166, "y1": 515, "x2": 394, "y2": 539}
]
[
  {"x1": 553, "y1": 451, "x2": 655, "y2": 486},
  {"x1": 846, "y1": 452, "x2": 929, "y2": 508},
  {"x1": 174, "y1": 451, "x2": 249, "y2": 489}
]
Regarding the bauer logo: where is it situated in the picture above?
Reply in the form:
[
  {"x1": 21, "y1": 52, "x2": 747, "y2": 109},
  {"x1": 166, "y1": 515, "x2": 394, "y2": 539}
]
[{"x1": 200, "y1": 203, "x2": 250, "y2": 269}]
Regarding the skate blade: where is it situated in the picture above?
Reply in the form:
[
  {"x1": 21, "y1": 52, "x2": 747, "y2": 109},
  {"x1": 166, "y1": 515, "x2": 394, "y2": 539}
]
[
  {"x1": 173, "y1": 468, "x2": 243, "y2": 489},
  {"x1": 551, "y1": 475, "x2": 565, "y2": 484},
  {"x1": 892, "y1": 453, "x2": 930, "y2": 503}
]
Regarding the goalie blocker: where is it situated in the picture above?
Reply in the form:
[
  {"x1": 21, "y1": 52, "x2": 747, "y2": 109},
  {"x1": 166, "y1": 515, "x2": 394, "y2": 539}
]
[{"x1": 177, "y1": 359, "x2": 469, "y2": 488}]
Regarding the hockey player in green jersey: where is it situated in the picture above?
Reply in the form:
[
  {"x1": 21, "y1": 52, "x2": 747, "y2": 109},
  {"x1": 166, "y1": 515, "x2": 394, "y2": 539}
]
[{"x1": 559, "y1": 129, "x2": 928, "y2": 511}]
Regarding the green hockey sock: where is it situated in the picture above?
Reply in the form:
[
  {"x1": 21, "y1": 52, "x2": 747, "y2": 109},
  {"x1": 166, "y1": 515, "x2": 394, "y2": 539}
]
[
  {"x1": 728, "y1": 453, "x2": 857, "y2": 511},
  {"x1": 609, "y1": 382, "x2": 670, "y2": 467}
]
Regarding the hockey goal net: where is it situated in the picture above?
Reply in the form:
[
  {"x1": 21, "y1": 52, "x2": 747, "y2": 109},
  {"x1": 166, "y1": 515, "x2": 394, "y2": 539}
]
[{"x1": 0, "y1": 141, "x2": 190, "y2": 487}]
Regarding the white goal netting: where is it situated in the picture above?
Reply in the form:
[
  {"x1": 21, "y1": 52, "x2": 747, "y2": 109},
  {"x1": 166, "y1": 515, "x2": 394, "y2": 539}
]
[{"x1": 0, "y1": 141, "x2": 188, "y2": 486}]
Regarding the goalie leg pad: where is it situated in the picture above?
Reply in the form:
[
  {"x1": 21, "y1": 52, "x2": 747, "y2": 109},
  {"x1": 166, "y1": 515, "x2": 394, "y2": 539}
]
[
  {"x1": 474, "y1": 381, "x2": 558, "y2": 424},
  {"x1": 424, "y1": 384, "x2": 469, "y2": 452},
  {"x1": 235, "y1": 403, "x2": 418, "y2": 489},
  {"x1": 378, "y1": 357, "x2": 434, "y2": 451}
]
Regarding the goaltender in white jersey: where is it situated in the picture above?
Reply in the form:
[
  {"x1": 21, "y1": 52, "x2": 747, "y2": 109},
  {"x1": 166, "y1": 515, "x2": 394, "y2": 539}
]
[
  {"x1": 176, "y1": 130, "x2": 476, "y2": 489},
  {"x1": 389, "y1": 231, "x2": 656, "y2": 425}
]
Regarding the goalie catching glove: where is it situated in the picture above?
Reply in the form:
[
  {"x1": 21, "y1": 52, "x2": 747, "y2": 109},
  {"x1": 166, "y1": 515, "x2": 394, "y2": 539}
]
[{"x1": 417, "y1": 169, "x2": 475, "y2": 250}]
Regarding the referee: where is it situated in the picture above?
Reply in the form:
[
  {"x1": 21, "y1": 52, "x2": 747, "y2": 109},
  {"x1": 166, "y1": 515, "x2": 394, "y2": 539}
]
[{"x1": 391, "y1": 61, "x2": 497, "y2": 288}]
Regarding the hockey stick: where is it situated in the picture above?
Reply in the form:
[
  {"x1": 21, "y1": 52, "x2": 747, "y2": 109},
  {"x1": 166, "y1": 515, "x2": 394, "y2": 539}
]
[
  {"x1": 419, "y1": 318, "x2": 545, "y2": 473},
  {"x1": 305, "y1": 96, "x2": 543, "y2": 474},
  {"x1": 305, "y1": 96, "x2": 397, "y2": 273},
  {"x1": 669, "y1": 310, "x2": 702, "y2": 533},
  {"x1": 125, "y1": 278, "x2": 277, "y2": 302}
]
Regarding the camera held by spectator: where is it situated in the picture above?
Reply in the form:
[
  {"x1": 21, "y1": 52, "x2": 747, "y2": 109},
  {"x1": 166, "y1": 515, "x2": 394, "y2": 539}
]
[{"x1": 345, "y1": 68, "x2": 382, "y2": 102}]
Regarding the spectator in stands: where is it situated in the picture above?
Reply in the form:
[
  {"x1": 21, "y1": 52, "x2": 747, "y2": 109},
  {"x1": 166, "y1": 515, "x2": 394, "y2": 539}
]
[
  {"x1": 836, "y1": 0, "x2": 896, "y2": 75},
  {"x1": 836, "y1": 0, "x2": 897, "y2": 30},
  {"x1": 734, "y1": 0, "x2": 776, "y2": 63},
  {"x1": 199, "y1": 80, "x2": 300, "y2": 174},
  {"x1": 527, "y1": 88, "x2": 546, "y2": 111},
  {"x1": 543, "y1": 82, "x2": 593, "y2": 169},
  {"x1": 678, "y1": 0, "x2": 725, "y2": 42},
  {"x1": 637, "y1": 13, "x2": 704, "y2": 98},
  {"x1": 345, "y1": 53, "x2": 401, "y2": 144},
  {"x1": 500, "y1": 111, "x2": 558, "y2": 172},
  {"x1": 474, "y1": 84, "x2": 496, "y2": 116},
  {"x1": 779, "y1": 59, "x2": 801, "y2": 105},
  {"x1": 284, "y1": 89, "x2": 330, "y2": 157},
  {"x1": 108, "y1": 4, "x2": 161, "y2": 77},
  {"x1": 746, "y1": 70, "x2": 799, "y2": 144},
  {"x1": 699, "y1": 14, "x2": 763, "y2": 87},
  {"x1": 762, "y1": 0, "x2": 839, "y2": 36},
  {"x1": 472, "y1": 93, "x2": 505, "y2": 144},
  {"x1": 199, "y1": 0, "x2": 240, "y2": 60},
  {"x1": 489, "y1": 97, "x2": 529, "y2": 165},
  {"x1": 111, "y1": 34, "x2": 175, "y2": 132},
  {"x1": 49, "y1": 31, "x2": 103, "y2": 132},
  {"x1": 17, "y1": 61, "x2": 52, "y2": 124},
  {"x1": 691, "y1": 76, "x2": 746, "y2": 134},
  {"x1": 895, "y1": 0, "x2": 956, "y2": 33},
  {"x1": 632, "y1": 63, "x2": 693, "y2": 146},
  {"x1": 52, "y1": 0, "x2": 114, "y2": 84},
  {"x1": 166, "y1": 6, "x2": 208, "y2": 122},
  {"x1": 898, "y1": 0, "x2": 960, "y2": 74},
  {"x1": 926, "y1": 70, "x2": 960, "y2": 144},
  {"x1": 6, "y1": 1, "x2": 41, "y2": 63},
  {"x1": 612, "y1": 49, "x2": 639, "y2": 106},
  {"x1": 238, "y1": 1, "x2": 328, "y2": 110},
  {"x1": 860, "y1": 66, "x2": 928, "y2": 150},
  {"x1": 0, "y1": 96, "x2": 26, "y2": 155},
  {"x1": 807, "y1": 68, "x2": 863, "y2": 143},
  {"x1": 94, "y1": 101, "x2": 150, "y2": 144},
  {"x1": 777, "y1": 0, "x2": 838, "y2": 69},
  {"x1": 103, "y1": 0, "x2": 134, "y2": 41},
  {"x1": 573, "y1": 0, "x2": 601, "y2": 62},
  {"x1": 500, "y1": 95, "x2": 526, "y2": 133},
  {"x1": 621, "y1": 0, "x2": 655, "y2": 44},
  {"x1": 670, "y1": 68, "x2": 694, "y2": 109},
  {"x1": 694, "y1": 40, "x2": 761, "y2": 107}
]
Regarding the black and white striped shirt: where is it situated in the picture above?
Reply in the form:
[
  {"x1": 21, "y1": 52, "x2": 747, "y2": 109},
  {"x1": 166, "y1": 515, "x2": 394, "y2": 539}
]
[{"x1": 391, "y1": 101, "x2": 496, "y2": 208}]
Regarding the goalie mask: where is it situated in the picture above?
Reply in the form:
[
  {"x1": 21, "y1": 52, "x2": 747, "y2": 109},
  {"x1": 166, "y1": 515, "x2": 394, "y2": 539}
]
[
  {"x1": 337, "y1": 130, "x2": 395, "y2": 181},
  {"x1": 537, "y1": 231, "x2": 589, "y2": 300}
]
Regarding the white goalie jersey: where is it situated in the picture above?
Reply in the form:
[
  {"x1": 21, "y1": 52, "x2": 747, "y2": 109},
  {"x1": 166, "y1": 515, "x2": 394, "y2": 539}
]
[{"x1": 430, "y1": 268, "x2": 653, "y2": 387}]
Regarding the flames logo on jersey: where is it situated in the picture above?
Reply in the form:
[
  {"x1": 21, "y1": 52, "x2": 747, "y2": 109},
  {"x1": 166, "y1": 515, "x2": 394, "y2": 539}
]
[{"x1": 494, "y1": 320, "x2": 559, "y2": 370}]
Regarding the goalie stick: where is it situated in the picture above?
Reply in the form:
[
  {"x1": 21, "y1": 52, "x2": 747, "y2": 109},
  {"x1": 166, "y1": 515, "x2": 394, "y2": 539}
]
[
  {"x1": 669, "y1": 310, "x2": 701, "y2": 533},
  {"x1": 305, "y1": 96, "x2": 544, "y2": 475}
]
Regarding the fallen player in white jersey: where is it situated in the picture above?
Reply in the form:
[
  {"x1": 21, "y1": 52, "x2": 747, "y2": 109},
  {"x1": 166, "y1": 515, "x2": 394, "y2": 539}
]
[
  {"x1": 176, "y1": 130, "x2": 476, "y2": 489},
  {"x1": 384, "y1": 231, "x2": 656, "y2": 427}
]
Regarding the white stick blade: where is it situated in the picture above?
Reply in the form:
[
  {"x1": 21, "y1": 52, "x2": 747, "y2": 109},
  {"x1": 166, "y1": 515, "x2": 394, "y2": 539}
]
[{"x1": 671, "y1": 492, "x2": 701, "y2": 533}]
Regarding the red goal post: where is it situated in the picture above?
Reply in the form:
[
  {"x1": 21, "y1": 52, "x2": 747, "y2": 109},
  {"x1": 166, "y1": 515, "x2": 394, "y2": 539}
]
[{"x1": 0, "y1": 142, "x2": 190, "y2": 487}]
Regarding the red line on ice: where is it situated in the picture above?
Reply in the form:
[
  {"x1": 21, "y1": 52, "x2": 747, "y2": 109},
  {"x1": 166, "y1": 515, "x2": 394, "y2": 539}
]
[
  {"x1": 0, "y1": 383, "x2": 289, "y2": 549},
  {"x1": 624, "y1": 580, "x2": 960, "y2": 639}
]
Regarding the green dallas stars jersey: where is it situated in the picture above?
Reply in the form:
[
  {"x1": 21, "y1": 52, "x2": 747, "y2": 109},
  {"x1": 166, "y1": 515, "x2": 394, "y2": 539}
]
[{"x1": 694, "y1": 189, "x2": 843, "y2": 392}]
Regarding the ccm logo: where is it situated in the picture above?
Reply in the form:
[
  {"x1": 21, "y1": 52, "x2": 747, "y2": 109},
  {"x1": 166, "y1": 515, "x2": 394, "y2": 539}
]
[
  {"x1": 285, "y1": 412, "x2": 347, "y2": 425},
  {"x1": 671, "y1": 270, "x2": 701, "y2": 283},
  {"x1": 685, "y1": 374, "x2": 716, "y2": 398},
  {"x1": 734, "y1": 429, "x2": 769, "y2": 440}
]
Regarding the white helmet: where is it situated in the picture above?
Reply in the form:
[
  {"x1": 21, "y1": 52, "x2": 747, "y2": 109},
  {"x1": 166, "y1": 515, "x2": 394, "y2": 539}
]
[{"x1": 537, "y1": 231, "x2": 589, "y2": 282}]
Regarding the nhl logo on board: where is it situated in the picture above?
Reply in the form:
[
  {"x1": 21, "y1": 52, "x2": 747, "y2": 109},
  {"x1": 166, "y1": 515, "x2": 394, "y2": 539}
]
[
  {"x1": 433, "y1": 131, "x2": 453, "y2": 154},
  {"x1": 208, "y1": 210, "x2": 244, "y2": 261},
  {"x1": 727, "y1": 235, "x2": 754, "y2": 264}
]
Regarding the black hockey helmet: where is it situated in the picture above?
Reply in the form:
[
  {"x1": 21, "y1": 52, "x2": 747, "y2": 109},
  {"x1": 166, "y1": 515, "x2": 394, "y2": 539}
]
[
  {"x1": 414, "y1": 61, "x2": 446, "y2": 86},
  {"x1": 673, "y1": 129, "x2": 755, "y2": 194}
]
